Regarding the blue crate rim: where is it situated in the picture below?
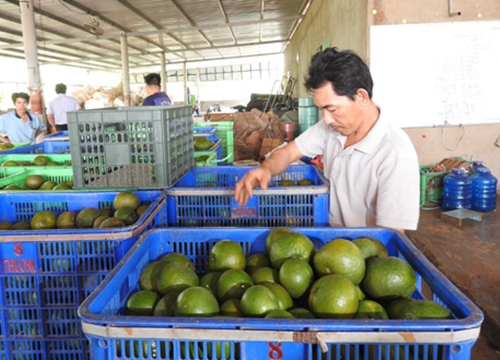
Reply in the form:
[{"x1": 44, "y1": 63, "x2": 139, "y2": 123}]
[
  {"x1": 0, "y1": 191, "x2": 166, "y2": 241},
  {"x1": 78, "y1": 227, "x2": 483, "y2": 340}
]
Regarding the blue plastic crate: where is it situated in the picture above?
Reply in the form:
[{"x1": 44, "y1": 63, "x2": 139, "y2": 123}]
[
  {"x1": 165, "y1": 165, "x2": 329, "y2": 226},
  {"x1": 0, "y1": 190, "x2": 168, "y2": 360},
  {"x1": 78, "y1": 227, "x2": 483, "y2": 360},
  {"x1": 193, "y1": 126, "x2": 217, "y2": 142},
  {"x1": 0, "y1": 143, "x2": 71, "y2": 155},
  {"x1": 44, "y1": 131, "x2": 69, "y2": 142}
]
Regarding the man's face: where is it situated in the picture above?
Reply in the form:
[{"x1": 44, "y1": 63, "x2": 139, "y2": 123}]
[
  {"x1": 14, "y1": 98, "x2": 28, "y2": 114},
  {"x1": 313, "y1": 82, "x2": 363, "y2": 136}
]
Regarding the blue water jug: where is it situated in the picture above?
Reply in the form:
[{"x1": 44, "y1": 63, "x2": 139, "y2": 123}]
[
  {"x1": 471, "y1": 167, "x2": 498, "y2": 212},
  {"x1": 442, "y1": 168, "x2": 472, "y2": 210},
  {"x1": 472, "y1": 161, "x2": 486, "y2": 171}
]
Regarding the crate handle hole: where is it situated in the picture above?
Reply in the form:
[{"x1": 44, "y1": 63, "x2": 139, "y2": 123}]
[
  {"x1": 452, "y1": 345, "x2": 462, "y2": 354},
  {"x1": 98, "y1": 339, "x2": 108, "y2": 349}
]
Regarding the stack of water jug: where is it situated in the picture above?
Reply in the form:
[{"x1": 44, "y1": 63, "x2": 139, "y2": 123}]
[{"x1": 442, "y1": 161, "x2": 498, "y2": 212}]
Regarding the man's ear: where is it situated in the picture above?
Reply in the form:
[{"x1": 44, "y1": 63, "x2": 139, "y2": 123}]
[{"x1": 355, "y1": 88, "x2": 369, "y2": 106}]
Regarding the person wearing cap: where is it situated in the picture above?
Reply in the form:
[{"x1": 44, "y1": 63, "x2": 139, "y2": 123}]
[
  {"x1": 46, "y1": 83, "x2": 80, "y2": 132},
  {"x1": 0, "y1": 92, "x2": 46, "y2": 145},
  {"x1": 142, "y1": 73, "x2": 172, "y2": 106}
]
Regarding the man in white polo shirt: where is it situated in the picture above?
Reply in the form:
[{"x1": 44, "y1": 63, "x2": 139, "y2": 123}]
[
  {"x1": 235, "y1": 47, "x2": 420, "y2": 232},
  {"x1": 47, "y1": 83, "x2": 80, "y2": 132}
]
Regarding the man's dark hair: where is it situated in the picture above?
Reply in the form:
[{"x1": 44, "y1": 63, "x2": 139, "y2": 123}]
[
  {"x1": 11, "y1": 92, "x2": 30, "y2": 103},
  {"x1": 305, "y1": 47, "x2": 373, "y2": 100},
  {"x1": 55, "y1": 83, "x2": 67, "y2": 94},
  {"x1": 144, "y1": 73, "x2": 161, "y2": 87}
]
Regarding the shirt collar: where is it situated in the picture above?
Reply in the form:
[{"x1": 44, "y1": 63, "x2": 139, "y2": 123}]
[
  {"x1": 14, "y1": 111, "x2": 32, "y2": 122},
  {"x1": 352, "y1": 108, "x2": 388, "y2": 154}
]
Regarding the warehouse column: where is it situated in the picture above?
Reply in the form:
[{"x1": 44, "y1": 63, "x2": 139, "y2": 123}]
[
  {"x1": 19, "y1": 0, "x2": 47, "y2": 136},
  {"x1": 120, "y1": 32, "x2": 131, "y2": 106},
  {"x1": 183, "y1": 61, "x2": 188, "y2": 104},
  {"x1": 160, "y1": 52, "x2": 167, "y2": 95}
]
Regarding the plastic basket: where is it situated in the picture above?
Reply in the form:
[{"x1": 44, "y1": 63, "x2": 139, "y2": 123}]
[
  {"x1": 193, "y1": 127, "x2": 217, "y2": 142},
  {"x1": 194, "y1": 139, "x2": 222, "y2": 161},
  {"x1": 0, "y1": 167, "x2": 73, "y2": 191},
  {"x1": 67, "y1": 105, "x2": 194, "y2": 190},
  {"x1": 165, "y1": 165, "x2": 329, "y2": 226},
  {"x1": 0, "y1": 143, "x2": 71, "y2": 155},
  {"x1": 194, "y1": 151, "x2": 217, "y2": 167},
  {"x1": 78, "y1": 227, "x2": 483, "y2": 360},
  {"x1": 0, "y1": 190, "x2": 167, "y2": 359},
  {"x1": 420, "y1": 165, "x2": 448, "y2": 208},
  {"x1": 0, "y1": 154, "x2": 71, "y2": 166},
  {"x1": 194, "y1": 121, "x2": 233, "y2": 163},
  {"x1": 44, "y1": 131, "x2": 69, "y2": 142}
]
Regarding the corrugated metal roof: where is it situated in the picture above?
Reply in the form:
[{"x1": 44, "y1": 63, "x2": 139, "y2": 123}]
[{"x1": 0, "y1": 0, "x2": 311, "y2": 71}]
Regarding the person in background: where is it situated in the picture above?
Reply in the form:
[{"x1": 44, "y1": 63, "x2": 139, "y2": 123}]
[
  {"x1": 0, "y1": 92, "x2": 46, "y2": 145},
  {"x1": 235, "y1": 47, "x2": 420, "y2": 233},
  {"x1": 46, "y1": 83, "x2": 80, "y2": 132},
  {"x1": 142, "y1": 73, "x2": 171, "y2": 106}
]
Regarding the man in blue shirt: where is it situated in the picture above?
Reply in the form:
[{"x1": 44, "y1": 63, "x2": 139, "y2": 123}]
[
  {"x1": 142, "y1": 73, "x2": 172, "y2": 106},
  {"x1": 0, "y1": 92, "x2": 46, "y2": 145}
]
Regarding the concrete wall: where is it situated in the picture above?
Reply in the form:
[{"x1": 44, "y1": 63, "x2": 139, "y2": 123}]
[{"x1": 284, "y1": 0, "x2": 500, "y2": 182}]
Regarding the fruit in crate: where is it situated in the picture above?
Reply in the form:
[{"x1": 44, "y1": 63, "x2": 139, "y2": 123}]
[
  {"x1": 121, "y1": 229, "x2": 452, "y2": 323},
  {"x1": 33, "y1": 155, "x2": 49, "y2": 166},
  {"x1": 24, "y1": 174, "x2": 45, "y2": 189},
  {"x1": 194, "y1": 137, "x2": 215, "y2": 151},
  {"x1": 1, "y1": 160, "x2": 19, "y2": 166},
  {"x1": 0, "y1": 143, "x2": 14, "y2": 150}
]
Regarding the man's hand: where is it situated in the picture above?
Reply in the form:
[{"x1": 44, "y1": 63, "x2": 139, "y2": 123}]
[{"x1": 234, "y1": 167, "x2": 272, "y2": 206}]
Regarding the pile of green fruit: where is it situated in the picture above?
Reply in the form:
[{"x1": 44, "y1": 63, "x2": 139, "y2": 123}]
[
  {"x1": 2, "y1": 174, "x2": 73, "y2": 191},
  {"x1": 0, "y1": 143, "x2": 16, "y2": 151},
  {"x1": 125, "y1": 228, "x2": 451, "y2": 322},
  {"x1": 0, "y1": 155, "x2": 71, "y2": 167},
  {"x1": 0, "y1": 191, "x2": 149, "y2": 230}
]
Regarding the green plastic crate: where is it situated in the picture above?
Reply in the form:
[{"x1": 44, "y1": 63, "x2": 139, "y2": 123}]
[
  {"x1": 194, "y1": 121, "x2": 233, "y2": 163},
  {"x1": 0, "y1": 167, "x2": 73, "y2": 191},
  {"x1": 194, "y1": 151, "x2": 217, "y2": 166},
  {"x1": 420, "y1": 165, "x2": 448, "y2": 208}
]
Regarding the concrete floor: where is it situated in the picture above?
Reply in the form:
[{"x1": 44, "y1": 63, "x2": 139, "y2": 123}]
[{"x1": 406, "y1": 200, "x2": 500, "y2": 359}]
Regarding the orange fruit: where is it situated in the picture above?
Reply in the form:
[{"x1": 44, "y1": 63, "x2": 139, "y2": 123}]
[
  {"x1": 268, "y1": 232, "x2": 315, "y2": 269},
  {"x1": 308, "y1": 274, "x2": 359, "y2": 319},
  {"x1": 361, "y1": 256, "x2": 417, "y2": 300},
  {"x1": 245, "y1": 253, "x2": 271, "y2": 275},
  {"x1": 209, "y1": 240, "x2": 246, "y2": 272},
  {"x1": 312, "y1": 238, "x2": 365, "y2": 285},
  {"x1": 352, "y1": 237, "x2": 389, "y2": 259},
  {"x1": 396, "y1": 299, "x2": 452, "y2": 320},
  {"x1": 199, "y1": 271, "x2": 222, "y2": 295},
  {"x1": 278, "y1": 257, "x2": 313, "y2": 299},
  {"x1": 176, "y1": 286, "x2": 220, "y2": 317},
  {"x1": 153, "y1": 291, "x2": 181, "y2": 316},
  {"x1": 113, "y1": 191, "x2": 140, "y2": 211},
  {"x1": 216, "y1": 269, "x2": 253, "y2": 302},
  {"x1": 354, "y1": 300, "x2": 389, "y2": 320},
  {"x1": 220, "y1": 298, "x2": 243, "y2": 317},
  {"x1": 126, "y1": 290, "x2": 160, "y2": 316},
  {"x1": 30, "y1": 211, "x2": 57, "y2": 230},
  {"x1": 160, "y1": 252, "x2": 195, "y2": 272},
  {"x1": 157, "y1": 263, "x2": 199, "y2": 295},
  {"x1": 385, "y1": 297, "x2": 414, "y2": 319},
  {"x1": 139, "y1": 260, "x2": 164, "y2": 291},
  {"x1": 260, "y1": 281, "x2": 293, "y2": 311},
  {"x1": 240, "y1": 285, "x2": 280, "y2": 317},
  {"x1": 265, "y1": 227, "x2": 293, "y2": 253},
  {"x1": 288, "y1": 307, "x2": 315, "y2": 319},
  {"x1": 251, "y1": 266, "x2": 279, "y2": 284},
  {"x1": 265, "y1": 310, "x2": 294, "y2": 319}
]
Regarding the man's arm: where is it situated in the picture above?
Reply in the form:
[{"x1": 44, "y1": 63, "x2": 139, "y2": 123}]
[
  {"x1": 0, "y1": 135, "x2": 10, "y2": 144},
  {"x1": 47, "y1": 114, "x2": 56, "y2": 129},
  {"x1": 234, "y1": 141, "x2": 304, "y2": 205}
]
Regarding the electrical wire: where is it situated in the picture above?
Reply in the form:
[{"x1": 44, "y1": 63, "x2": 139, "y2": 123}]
[{"x1": 440, "y1": 124, "x2": 465, "y2": 151}]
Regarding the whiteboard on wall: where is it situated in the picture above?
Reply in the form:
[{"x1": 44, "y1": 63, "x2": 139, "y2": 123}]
[{"x1": 370, "y1": 20, "x2": 500, "y2": 128}]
